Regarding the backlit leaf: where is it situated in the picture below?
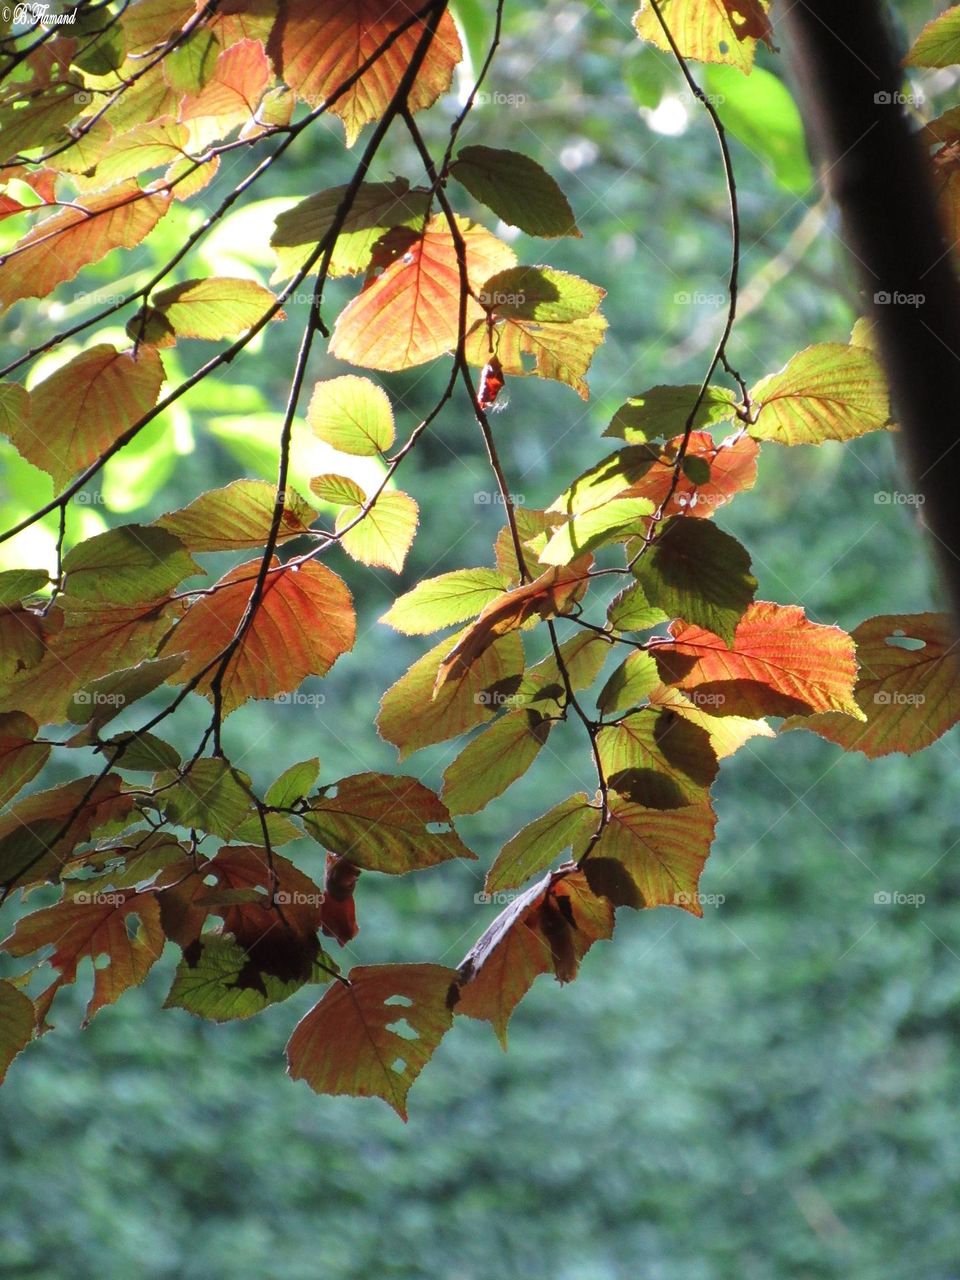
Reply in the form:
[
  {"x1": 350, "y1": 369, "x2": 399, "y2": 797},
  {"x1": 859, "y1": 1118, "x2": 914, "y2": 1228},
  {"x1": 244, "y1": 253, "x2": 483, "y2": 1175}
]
[
  {"x1": 62, "y1": 525, "x2": 199, "y2": 605},
  {"x1": 633, "y1": 0, "x2": 773, "y2": 73},
  {"x1": 159, "y1": 759, "x2": 254, "y2": 840},
  {"x1": 485, "y1": 795, "x2": 598, "y2": 893},
  {"x1": 906, "y1": 6, "x2": 960, "y2": 67},
  {"x1": 337, "y1": 489, "x2": 419, "y2": 574},
  {"x1": 0, "y1": 711, "x2": 49, "y2": 807},
  {"x1": 131, "y1": 276, "x2": 279, "y2": 345},
  {"x1": 441, "y1": 710, "x2": 552, "y2": 816},
  {"x1": 749, "y1": 343, "x2": 892, "y2": 445},
  {"x1": 164, "y1": 936, "x2": 326, "y2": 1021},
  {"x1": 539, "y1": 497, "x2": 655, "y2": 565},
  {"x1": 307, "y1": 375, "x2": 394, "y2": 455},
  {"x1": 596, "y1": 649, "x2": 660, "y2": 715},
  {"x1": 154, "y1": 480, "x2": 318, "y2": 551},
  {"x1": 597, "y1": 707, "x2": 719, "y2": 809},
  {"x1": 603, "y1": 384, "x2": 737, "y2": 441},
  {"x1": 380, "y1": 567, "x2": 508, "y2": 635},
  {"x1": 451, "y1": 146, "x2": 580, "y2": 237},
  {"x1": 0, "y1": 982, "x2": 34, "y2": 1083},
  {"x1": 265, "y1": 758, "x2": 322, "y2": 809}
]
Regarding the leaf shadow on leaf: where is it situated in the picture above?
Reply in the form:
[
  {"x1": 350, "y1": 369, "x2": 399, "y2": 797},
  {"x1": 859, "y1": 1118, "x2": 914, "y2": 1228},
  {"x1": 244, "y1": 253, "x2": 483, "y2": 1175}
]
[{"x1": 582, "y1": 857, "x2": 645, "y2": 908}]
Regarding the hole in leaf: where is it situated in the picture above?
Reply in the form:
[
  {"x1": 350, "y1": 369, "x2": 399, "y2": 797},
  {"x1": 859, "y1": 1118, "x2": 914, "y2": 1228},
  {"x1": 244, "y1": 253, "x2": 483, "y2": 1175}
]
[
  {"x1": 94, "y1": 953, "x2": 111, "y2": 970},
  {"x1": 885, "y1": 632, "x2": 925, "y2": 651},
  {"x1": 425, "y1": 821, "x2": 452, "y2": 835},
  {"x1": 390, "y1": 1058, "x2": 407, "y2": 1075},
  {"x1": 386, "y1": 1018, "x2": 420, "y2": 1042},
  {"x1": 385, "y1": 994, "x2": 413, "y2": 1007},
  {"x1": 203, "y1": 874, "x2": 218, "y2": 886},
  {"x1": 125, "y1": 913, "x2": 141, "y2": 941}
]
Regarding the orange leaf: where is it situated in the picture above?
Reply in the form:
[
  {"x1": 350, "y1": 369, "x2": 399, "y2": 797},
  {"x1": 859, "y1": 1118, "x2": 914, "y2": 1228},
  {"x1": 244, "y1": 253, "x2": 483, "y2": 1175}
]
[
  {"x1": 329, "y1": 216, "x2": 516, "y2": 372},
  {"x1": 624, "y1": 430, "x2": 759, "y2": 519},
  {"x1": 0, "y1": 183, "x2": 171, "y2": 309},
  {"x1": 457, "y1": 868, "x2": 614, "y2": 1045},
  {"x1": 287, "y1": 963, "x2": 459, "y2": 1118},
  {"x1": 165, "y1": 558, "x2": 355, "y2": 716},
  {"x1": 2, "y1": 886, "x2": 164, "y2": 1025},
  {"x1": 651, "y1": 601, "x2": 862, "y2": 718},
  {"x1": 268, "y1": 0, "x2": 462, "y2": 146},
  {"x1": 434, "y1": 558, "x2": 592, "y2": 693},
  {"x1": 179, "y1": 38, "x2": 272, "y2": 146}
]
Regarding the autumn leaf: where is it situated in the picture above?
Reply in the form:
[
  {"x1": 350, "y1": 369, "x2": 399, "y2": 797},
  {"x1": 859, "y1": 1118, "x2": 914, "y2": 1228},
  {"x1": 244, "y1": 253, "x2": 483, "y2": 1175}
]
[
  {"x1": 6, "y1": 345, "x2": 165, "y2": 488},
  {"x1": 129, "y1": 276, "x2": 280, "y2": 346},
  {"x1": 268, "y1": 0, "x2": 462, "y2": 146},
  {"x1": 748, "y1": 343, "x2": 892, "y2": 445},
  {"x1": 434, "y1": 559, "x2": 592, "y2": 692},
  {"x1": 265, "y1": 758, "x2": 322, "y2": 809},
  {"x1": 516, "y1": 631, "x2": 613, "y2": 716},
  {"x1": 318, "y1": 853, "x2": 361, "y2": 947},
  {"x1": 465, "y1": 300, "x2": 607, "y2": 400},
  {"x1": 0, "y1": 712, "x2": 49, "y2": 807},
  {"x1": 450, "y1": 147, "x2": 580, "y2": 237},
  {"x1": 596, "y1": 650, "x2": 660, "y2": 715},
  {"x1": 164, "y1": 936, "x2": 331, "y2": 1022},
  {"x1": 304, "y1": 773, "x2": 475, "y2": 874},
  {"x1": 378, "y1": 629, "x2": 525, "y2": 759},
  {"x1": 330, "y1": 216, "x2": 516, "y2": 372},
  {"x1": 651, "y1": 601, "x2": 863, "y2": 718},
  {"x1": 62, "y1": 525, "x2": 199, "y2": 604},
  {"x1": 485, "y1": 795, "x2": 599, "y2": 893},
  {"x1": 783, "y1": 613, "x2": 960, "y2": 756},
  {"x1": 0, "y1": 183, "x2": 171, "y2": 309},
  {"x1": 0, "y1": 982, "x2": 34, "y2": 1083},
  {"x1": 584, "y1": 796, "x2": 717, "y2": 915},
  {"x1": 634, "y1": 0, "x2": 774, "y2": 73},
  {"x1": 2, "y1": 887, "x2": 164, "y2": 1025},
  {"x1": 597, "y1": 707, "x2": 719, "y2": 809},
  {"x1": 646, "y1": 682, "x2": 774, "y2": 758},
  {"x1": 617, "y1": 430, "x2": 759, "y2": 519},
  {"x1": 165, "y1": 558, "x2": 355, "y2": 715},
  {"x1": 154, "y1": 480, "x2": 318, "y2": 551},
  {"x1": 457, "y1": 869, "x2": 614, "y2": 1045},
  {"x1": 179, "y1": 38, "x2": 272, "y2": 146},
  {"x1": 538, "y1": 498, "x2": 655, "y2": 566},
  {"x1": 286, "y1": 963, "x2": 459, "y2": 1118},
  {"x1": 66, "y1": 654, "x2": 186, "y2": 736}
]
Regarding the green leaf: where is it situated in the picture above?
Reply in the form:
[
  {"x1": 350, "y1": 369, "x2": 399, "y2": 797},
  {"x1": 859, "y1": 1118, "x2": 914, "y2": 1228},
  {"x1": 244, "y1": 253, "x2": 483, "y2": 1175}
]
[
  {"x1": 516, "y1": 631, "x2": 613, "y2": 716},
  {"x1": 164, "y1": 937, "x2": 324, "y2": 1021},
  {"x1": 451, "y1": 145, "x2": 579, "y2": 237},
  {"x1": 0, "y1": 711, "x2": 48, "y2": 807},
  {"x1": 337, "y1": 491, "x2": 419, "y2": 574},
  {"x1": 377, "y1": 629, "x2": 525, "y2": 760},
  {"x1": 442, "y1": 711, "x2": 552, "y2": 816},
  {"x1": 154, "y1": 479, "x2": 318, "y2": 551},
  {"x1": 539, "y1": 497, "x2": 655, "y2": 565},
  {"x1": 597, "y1": 650, "x2": 660, "y2": 715},
  {"x1": 67, "y1": 654, "x2": 187, "y2": 731},
  {"x1": 270, "y1": 180, "x2": 430, "y2": 280},
  {"x1": 907, "y1": 6, "x2": 960, "y2": 66},
  {"x1": 266, "y1": 758, "x2": 321, "y2": 809},
  {"x1": 597, "y1": 707, "x2": 718, "y2": 809},
  {"x1": 159, "y1": 760, "x2": 253, "y2": 840},
  {"x1": 103, "y1": 731, "x2": 182, "y2": 773},
  {"x1": 485, "y1": 794, "x2": 598, "y2": 893},
  {"x1": 635, "y1": 518, "x2": 757, "y2": 645},
  {"x1": 130, "y1": 277, "x2": 280, "y2": 345},
  {"x1": 477, "y1": 266, "x2": 601, "y2": 321},
  {"x1": 304, "y1": 773, "x2": 475, "y2": 873},
  {"x1": 380, "y1": 568, "x2": 508, "y2": 635},
  {"x1": 310, "y1": 473, "x2": 367, "y2": 506},
  {"x1": 703, "y1": 65, "x2": 812, "y2": 194},
  {"x1": 749, "y1": 343, "x2": 892, "y2": 445},
  {"x1": 607, "y1": 581, "x2": 668, "y2": 631},
  {"x1": 0, "y1": 568, "x2": 48, "y2": 606},
  {"x1": 602, "y1": 384, "x2": 737, "y2": 442},
  {"x1": 0, "y1": 981, "x2": 35, "y2": 1083},
  {"x1": 306, "y1": 375, "x2": 394, "y2": 455},
  {"x1": 63, "y1": 526, "x2": 199, "y2": 605},
  {"x1": 548, "y1": 445, "x2": 661, "y2": 517}
]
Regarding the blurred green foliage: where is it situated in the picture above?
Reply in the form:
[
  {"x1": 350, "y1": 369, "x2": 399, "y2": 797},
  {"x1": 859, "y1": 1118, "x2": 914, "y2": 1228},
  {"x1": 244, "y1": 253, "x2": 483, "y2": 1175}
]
[{"x1": 1, "y1": 2, "x2": 957, "y2": 1277}]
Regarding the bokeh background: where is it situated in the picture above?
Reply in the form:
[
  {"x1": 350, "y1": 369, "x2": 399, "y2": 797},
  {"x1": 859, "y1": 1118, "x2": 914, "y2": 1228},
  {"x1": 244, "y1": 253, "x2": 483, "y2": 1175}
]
[{"x1": 2, "y1": 2, "x2": 958, "y2": 1277}]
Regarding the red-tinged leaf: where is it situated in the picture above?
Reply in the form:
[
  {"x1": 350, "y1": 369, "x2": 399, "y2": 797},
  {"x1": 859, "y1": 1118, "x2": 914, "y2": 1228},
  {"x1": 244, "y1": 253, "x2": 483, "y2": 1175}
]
[
  {"x1": 270, "y1": 179, "x2": 431, "y2": 281},
  {"x1": 0, "y1": 981, "x2": 34, "y2": 1082},
  {"x1": 179, "y1": 38, "x2": 271, "y2": 145},
  {"x1": 329, "y1": 216, "x2": 516, "y2": 372},
  {"x1": 783, "y1": 613, "x2": 960, "y2": 757},
  {"x1": 635, "y1": 517, "x2": 757, "y2": 645},
  {"x1": 157, "y1": 845, "x2": 325, "y2": 984},
  {"x1": 130, "y1": 276, "x2": 280, "y2": 346},
  {"x1": 451, "y1": 146, "x2": 580, "y2": 238},
  {"x1": 0, "y1": 711, "x2": 49, "y2": 807},
  {"x1": 319, "y1": 853, "x2": 360, "y2": 946},
  {"x1": 597, "y1": 706, "x2": 719, "y2": 809},
  {"x1": 435, "y1": 559, "x2": 592, "y2": 692},
  {"x1": 748, "y1": 343, "x2": 892, "y2": 445},
  {"x1": 584, "y1": 797, "x2": 717, "y2": 915},
  {"x1": 457, "y1": 869, "x2": 614, "y2": 1045},
  {"x1": 485, "y1": 794, "x2": 598, "y2": 893},
  {"x1": 268, "y1": 0, "x2": 462, "y2": 145},
  {"x1": 337, "y1": 489, "x2": 419, "y2": 573},
  {"x1": 441, "y1": 710, "x2": 552, "y2": 816},
  {"x1": 906, "y1": 6, "x2": 960, "y2": 67},
  {"x1": 634, "y1": 0, "x2": 773, "y2": 73},
  {"x1": 287, "y1": 963, "x2": 459, "y2": 1118},
  {"x1": 306, "y1": 374, "x2": 394, "y2": 455},
  {"x1": 0, "y1": 183, "x2": 171, "y2": 310},
  {"x1": 651, "y1": 601, "x2": 863, "y2": 718},
  {"x1": 378, "y1": 629, "x2": 525, "y2": 760},
  {"x1": 619, "y1": 430, "x2": 759, "y2": 519},
  {"x1": 0, "y1": 599, "x2": 182, "y2": 726},
  {"x1": 646, "y1": 682, "x2": 774, "y2": 758},
  {"x1": 7, "y1": 345, "x2": 165, "y2": 488},
  {"x1": 380, "y1": 567, "x2": 508, "y2": 636},
  {"x1": 154, "y1": 479, "x2": 318, "y2": 551},
  {"x1": 62, "y1": 525, "x2": 199, "y2": 605},
  {"x1": 2, "y1": 887, "x2": 164, "y2": 1025},
  {"x1": 164, "y1": 558, "x2": 355, "y2": 716},
  {"x1": 166, "y1": 151, "x2": 220, "y2": 200},
  {"x1": 304, "y1": 772, "x2": 475, "y2": 873},
  {"x1": 465, "y1": 308, "x2": 607, "y2": 400}
]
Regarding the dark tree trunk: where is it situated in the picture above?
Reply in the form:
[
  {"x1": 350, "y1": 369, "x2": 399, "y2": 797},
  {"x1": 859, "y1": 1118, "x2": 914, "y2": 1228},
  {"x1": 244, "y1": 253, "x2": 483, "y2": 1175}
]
[{"x1": 778, "y1": 0, "x2": 960, "y2": 632}]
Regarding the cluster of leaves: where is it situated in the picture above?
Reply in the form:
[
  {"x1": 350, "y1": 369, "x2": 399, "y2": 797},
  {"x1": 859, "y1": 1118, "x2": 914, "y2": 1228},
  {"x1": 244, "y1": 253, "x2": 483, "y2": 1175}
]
[{"x1": 0, "y1": 0, "x2": 957, "y2": 1118}]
